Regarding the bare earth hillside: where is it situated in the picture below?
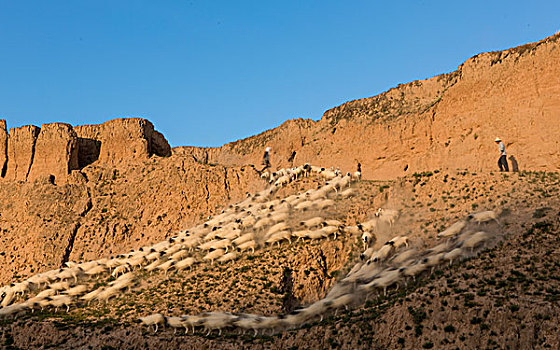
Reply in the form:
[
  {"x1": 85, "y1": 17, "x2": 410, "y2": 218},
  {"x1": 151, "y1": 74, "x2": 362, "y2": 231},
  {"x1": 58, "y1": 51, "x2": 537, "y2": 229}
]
[
  {"x1": 0, "y1": 33, "x2": 559, "y2": 349},
  {"x1": 184, "y1": 33, "x2": 560, "y2": 179}
]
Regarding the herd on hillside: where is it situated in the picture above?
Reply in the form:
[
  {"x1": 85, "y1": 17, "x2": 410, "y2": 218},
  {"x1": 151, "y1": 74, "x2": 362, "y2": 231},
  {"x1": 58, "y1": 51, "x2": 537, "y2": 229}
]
[{"x1": 0, "y1": 163, "x2": 501, "y2": 336}]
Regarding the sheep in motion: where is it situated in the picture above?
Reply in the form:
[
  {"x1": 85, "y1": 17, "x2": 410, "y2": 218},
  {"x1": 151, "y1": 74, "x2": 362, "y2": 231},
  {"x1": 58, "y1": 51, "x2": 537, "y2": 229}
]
[
  {"x1": 361, "y1": 231, "x2": 375, "y2": 250},
  {"x1": 467, "y1": 210, "x2": 500, "y2": 225},
  {"x1": 140, "y1": 313, "x2": 166, "y2": 332}
]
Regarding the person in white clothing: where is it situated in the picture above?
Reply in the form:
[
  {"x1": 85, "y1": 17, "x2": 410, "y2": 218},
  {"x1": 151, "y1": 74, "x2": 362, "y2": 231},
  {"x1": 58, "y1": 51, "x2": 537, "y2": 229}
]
[{"x1": 495, "y1": 137, "x2": 509, "y2": 171}]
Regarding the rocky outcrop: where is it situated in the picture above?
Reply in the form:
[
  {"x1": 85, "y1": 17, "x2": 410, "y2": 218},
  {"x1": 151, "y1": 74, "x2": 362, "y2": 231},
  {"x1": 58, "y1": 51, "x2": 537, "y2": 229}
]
[
  {"x1": 75, "y1": 118, "x2": 171, "y2": 165},
  {"x1": 0, "y1": 120, "x2": 7, "y2": 177},
  {"x1": 0, "y1": 118, "x2": 171, "y2": 184},
  {"x1": 5, "y1": 125, "x2": 40, "y2": 182},
  {"x1": 27, "y1": 123, "x2": 79, "y2": 185}
]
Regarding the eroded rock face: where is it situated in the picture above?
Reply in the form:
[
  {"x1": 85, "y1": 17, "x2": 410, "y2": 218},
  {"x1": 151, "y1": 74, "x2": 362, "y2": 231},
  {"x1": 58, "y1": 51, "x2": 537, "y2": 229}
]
[
  {"x1": 0, "y1": 118, "x2": 171, "y2": 183},
  {"x1": 192, "y1": 33, "x2": 560, "y2": 178},
  {"x1": 0, "y1": 120, "x2": 7, "y2": 177},
  {"x1": 5, "y1": 125, "x2": 40, "y2": 182},
  {"x1": 75, "y1": 118, "x2": 171, "y2": 165},
  {"x1": 27, "y1": 123, "x2": 79, "y2": 185}
]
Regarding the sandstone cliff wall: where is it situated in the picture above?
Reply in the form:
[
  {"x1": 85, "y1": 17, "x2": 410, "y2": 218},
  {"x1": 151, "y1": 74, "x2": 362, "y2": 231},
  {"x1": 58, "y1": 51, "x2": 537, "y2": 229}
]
[
  {"x1": 5, "y1": 125, "x2": 40, "y2": 182},
  {"x1": 0, "y1": 118, "x2": 171, "y2": 184},
  {"x1": 74, "y1": 118, "x2": 171, "y2": 165},
  {"x1": 27, "y1": 123, "x2": 79, "y2": 185},
  {"x1": 0, "y1": 120, "x2": 7, "y2": 177},
  {"x1": 0, "y1": 156, "x2": 261, "y2": 284}
]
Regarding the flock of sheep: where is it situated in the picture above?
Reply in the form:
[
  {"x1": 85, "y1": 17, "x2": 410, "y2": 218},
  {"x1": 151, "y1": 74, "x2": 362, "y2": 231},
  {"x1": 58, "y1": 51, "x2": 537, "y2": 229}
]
[{"x1": 0, "y1": 163, "x2": 501, "y2": 338}]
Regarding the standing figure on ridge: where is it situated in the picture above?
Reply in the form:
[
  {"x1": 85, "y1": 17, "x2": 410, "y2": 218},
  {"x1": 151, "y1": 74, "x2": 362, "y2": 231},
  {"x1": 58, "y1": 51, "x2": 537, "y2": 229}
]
[
  {"x1": 495, "y1": 137, "x2": 509, "y2": 172},
  {"x1": 262, "y1": 147, "x2": 271, "y2": 172}
]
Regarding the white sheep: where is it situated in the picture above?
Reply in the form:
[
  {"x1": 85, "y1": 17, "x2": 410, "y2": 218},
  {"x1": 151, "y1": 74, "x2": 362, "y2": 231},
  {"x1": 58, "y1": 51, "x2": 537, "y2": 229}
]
[
  {"x1": 84, "y1": 264, "x2": 108, "y2": 278},
  {"x1": 254, "y1": 217, "x2": 274, "y2": 231},
  {"x1": 236, "y1": 240, "x2": 257, "y2": 253},
  {"x1": 443, "y1": 248, "x2": 465, "y2": 265},
  {"x1": 217, "y1": 252, "x2": 238, "y2": 264},
  {"x1": 145, "y1": 251, "x2": 164, "y2": 262},
  {"x1": 422, "y1": 252, "x2": 445, "y2": 273},
  {"x1": 95, "y1": 286, "x2": 121, "y2": 304},
  {"x1": 140, "y1": 313, "x2": 166, "y2": 332},
  {"x1": 199, "y1": 239, "x2": 232, "y2": 252},
  {"x1": 314, "y1": 199, "x2": 335, "y2": 210},
  {"x1": 202, "y1": 249, "x2": 226, "y2": 264},
  {"x1": 169, "y1": 249, "x2": 190, "y2": 262},
  {"x1": 303, "y1": 229, "x2": 328, "y2": 240},
  {"x1": 157, "y1": 260, "x2": 176, "y2": 274},
  {"x1": 233, "y1": 314, "x2": 262, "y2": 336},
  {"x1": 265, "y1": 222, "x2": 290, "y2": 238},
  {"x1": 268, "y1": 211, "x2": 289, "y2": 223},
  {"x1": 175, "y1": 257, "x2": 197, "y2": 270},
  {"x1": 345, "y1": 225, "x2": 362, "y2": 235},
  {"x1": 145, "y1": 259, "x2": 164, "y2": 272},
  {"x1": 111, "y1": 264, "x2": 130, "y2": 277},
  {"x1": 461, "y1": 231, "x2": 491, "y2": 252},
  {"x1": 35, "y1": 289, "x2": 57, "y2": 299},
  {"x1": 362, "y1": 268, "x2": 401, "y2": 296},
  {"x1": 63, "y1": 285, "x2": 88, "y2": 297},
  {"x1": 48, "y1": 281, "x2": 71, "y2": 292},
  {"x1": 221, "y1": 229, "x2": 243, "y2": 241},
  {"x1": 47, "y1": 295, "x2": 73, "y2": 312},
  {"x1": 308, "y1": 188, "x2": 329, "y2": 201},
  {"x1": 425, "y1": 242, "x2": 451, "y2": 255},
  {"x1": 361, "y1": 232, "x2": 375, "y2": 250},
  {"x1": 181, "y1": 314, "x2": 205, "y2": 333},
  {"x1": 437, "y1": 220, "x2": 467, "y2": 239},
  {"x1": 360, "y1": 218, "x2": 378, "y2": 232},
  {"x1": 292, "y1": 229, "x2": 312, "y2": 240},
  {"x1": 1, "y1": 289, "x2": 15, "y2": 307},
  {"x1": 80, "y1": 287, "x2": 105, "y2": 305},
  {"x1": 360, "y1": 247, "x2": 376, "y2": 261},
  {"x1": 300, "y1": 217, "x2": 324, "y2": 229},
  {"x1": 294, "y1": 200, "x2": 314, "y2": 211},
  {"x1": 200, "y1": 311, "x2": 233, "y2": 336},
  {"x1": 265, "y1": 231, "x2": 292, "y2": 246},
  {"x1": 0, "y1": 303, "x2": 27, "y2": 318},
  {"x1": 467, "y1": 210, "x2": 500, "y2": 224},
  {"x1": 339, "y1": 188, "x2": 355, "y2": 198},
  {"x1": 370, "y1": 244, "x2": 395, "y2": 263},
  {"x1": 11, "y1": 281, "x2": 35, "y2": 296},
  {"x1": 389, "y1": 248, "x2": 418, "y2": 266},
  {"x1": 386, "y1": 235, "x2": 409, "y2": 249},
  {"x1": 400, "y1": 262, "x2": 428, "y2": 281},
  {"x1": 320, "y1": 226, "x2": 340, "y2": 239},
  {"x1": 298, "y1": 299, "x2": 329, "y2": 322},
  {"x1": 233, "y1": 232, "x2": 255, "y2": 246},
  {"x1": 166, "y1": 316, "x2": 187, "y2": 334}
]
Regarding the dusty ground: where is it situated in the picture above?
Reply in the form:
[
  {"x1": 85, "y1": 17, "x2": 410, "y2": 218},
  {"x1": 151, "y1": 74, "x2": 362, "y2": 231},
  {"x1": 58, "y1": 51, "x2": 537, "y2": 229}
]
[{"x1": 0, "y1": 169, "x2": 558, "y2": 349}]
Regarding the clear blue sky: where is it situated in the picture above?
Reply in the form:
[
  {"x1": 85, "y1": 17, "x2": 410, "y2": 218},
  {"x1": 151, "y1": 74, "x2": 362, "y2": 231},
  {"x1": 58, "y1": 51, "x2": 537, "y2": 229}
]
[{"x1": 0, "y1": 1, "x2": 558, "y2": 147}]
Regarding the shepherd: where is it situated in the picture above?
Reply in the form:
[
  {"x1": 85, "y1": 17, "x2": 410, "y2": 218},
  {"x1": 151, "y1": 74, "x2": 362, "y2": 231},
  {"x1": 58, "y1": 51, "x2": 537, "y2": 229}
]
[
  {"x1": 495, "y1": 137, "x2": 509, "y2": 172},
  {"x1": 262, "y1": 147, "x2": 271, "y2": 172}
]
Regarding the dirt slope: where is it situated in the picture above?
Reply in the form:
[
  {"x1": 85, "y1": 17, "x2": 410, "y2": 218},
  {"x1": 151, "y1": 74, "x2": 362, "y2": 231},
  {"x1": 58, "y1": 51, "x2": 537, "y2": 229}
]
[
  {"x1": 0, "y1": 170, "x2": 558, "y2": 350},
  {"x1": 0, "y1": 155, "x2": 262, "y2": 284}
]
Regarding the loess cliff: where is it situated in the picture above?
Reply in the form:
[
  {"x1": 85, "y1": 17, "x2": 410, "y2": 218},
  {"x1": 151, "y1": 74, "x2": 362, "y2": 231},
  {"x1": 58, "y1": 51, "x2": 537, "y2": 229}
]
[{"x1": 184, "y1": 33, "x2": 560, "y2": 179}]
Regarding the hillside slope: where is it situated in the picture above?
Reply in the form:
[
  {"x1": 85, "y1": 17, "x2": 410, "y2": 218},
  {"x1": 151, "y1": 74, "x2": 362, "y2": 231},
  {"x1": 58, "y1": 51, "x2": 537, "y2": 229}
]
[
  {"x1": 0, "y1": 169, "x2": 558, "y2": 349},
  {"x1": 185, "y1": 33, "x2": 560, "y2": 179}
]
